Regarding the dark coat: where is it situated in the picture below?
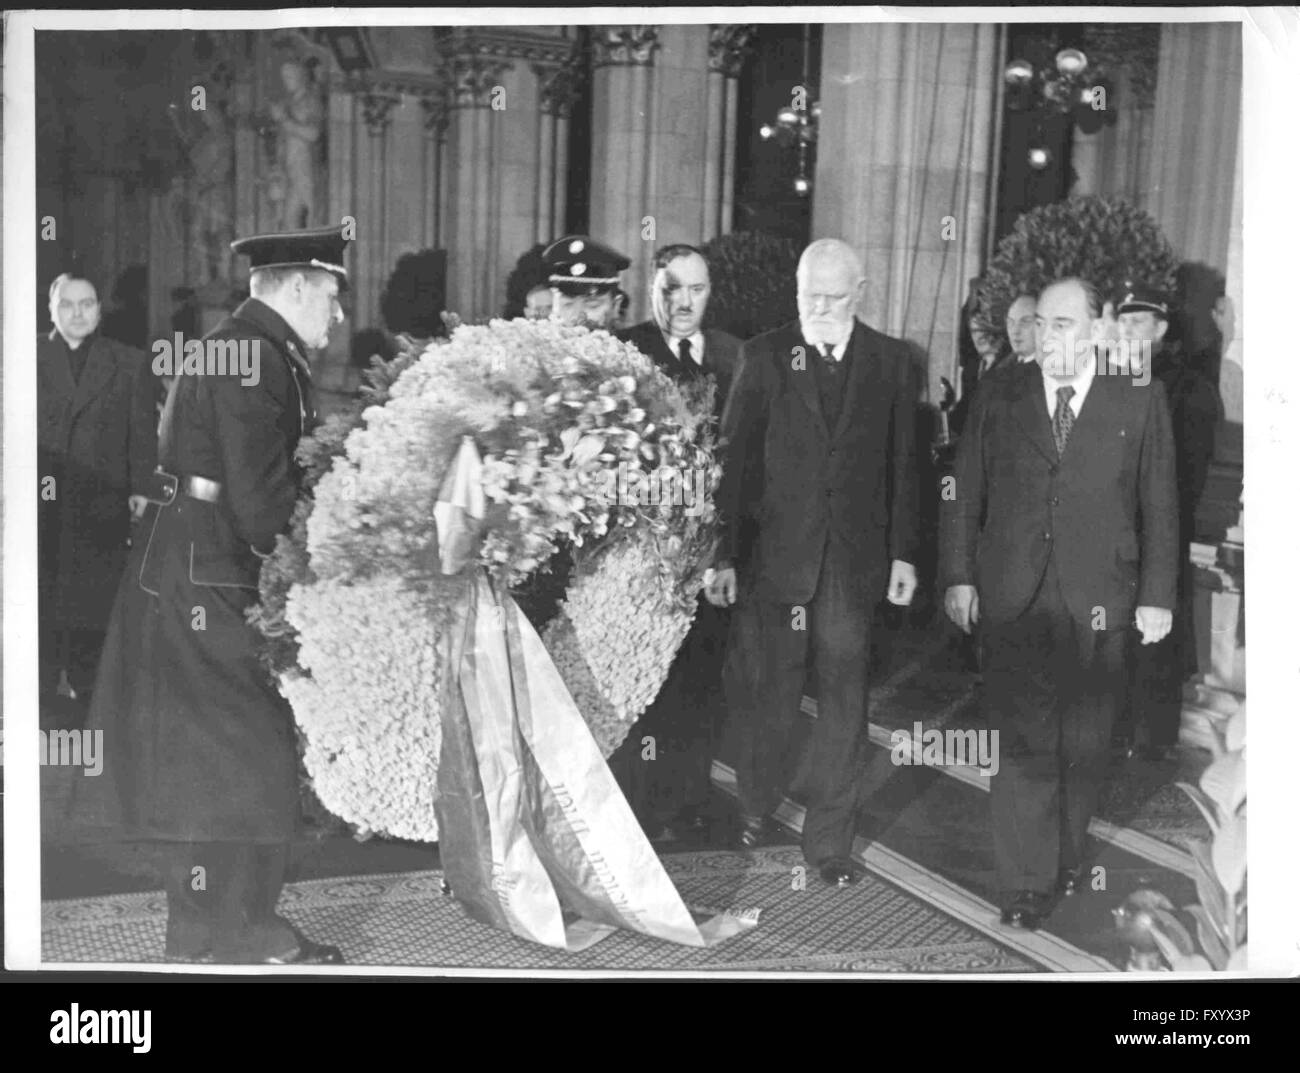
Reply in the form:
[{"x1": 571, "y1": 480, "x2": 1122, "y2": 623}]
[
  {"x1": 615, "y1": 320, "x2": 741, "y2": 422},
  {"x1": 715, "y1": 318, "x2": 920, "y2": 605},
  {"x1": 37, "y1": 331, "x2": 158, "y2": 632},
  {"x1": 940, "y1": 360, "x2": 1179, "y2": 630},
  {"x1": 75, "y1": 299, "x2": 316, "y2": 844},
  {"x1": 1152, "y1": 348, "x2": 1222, "y2": 546},
  {"x1": 950, "y1": 352, "x2": 1023, "y2": 440}
]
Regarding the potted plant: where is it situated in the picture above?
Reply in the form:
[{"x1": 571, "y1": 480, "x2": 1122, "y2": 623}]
[{"x1": 1113, "y1": 702, "x2": 1246, "y2": 971}]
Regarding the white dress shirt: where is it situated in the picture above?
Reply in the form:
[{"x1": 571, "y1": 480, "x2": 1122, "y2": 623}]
[
  {"x1": 804, "y1": 336, "x2": 848, "y2": 363},
  {"x1": 663, "y1": 329, "x2": 705, "y2": 365},
  {"x1": 1040, "y1": 350, "x2": 1097, "y2": 420}
]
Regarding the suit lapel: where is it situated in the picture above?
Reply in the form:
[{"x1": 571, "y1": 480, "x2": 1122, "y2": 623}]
[
  {"x1": 643, "y1": 325, "x2": 678, "y2": 373},
  {"x1": 40, "y1": 331, "x2": 76, "y2": 400},
  {"x1": 788, "y1": 327, "x2": 829, "y2": 439},
  {"x1": 1009, "y1": 361, "x2": 1058, "y2": 464},
  {"x1": 69, "y1": 336, "x2": 117, "y2": 420},
  {"x1": 831, "y1": 322, "x2": 875, "y2": 443},
  {"x1": 1064, "y1": 369, "x2": 1123, "y2": 460}
]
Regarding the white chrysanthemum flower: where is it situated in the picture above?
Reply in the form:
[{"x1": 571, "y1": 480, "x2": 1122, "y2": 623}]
[{"x1": 278, "y1": 317, "x2": 718, "y2": 839}]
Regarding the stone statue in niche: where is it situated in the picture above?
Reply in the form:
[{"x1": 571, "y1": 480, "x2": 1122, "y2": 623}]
[
  {"x1": 268, "y1": 59, "x2": 324, "y2": 230},
  {"x1": 166, "y1": 98, "x2": 235, "y2": 286}
]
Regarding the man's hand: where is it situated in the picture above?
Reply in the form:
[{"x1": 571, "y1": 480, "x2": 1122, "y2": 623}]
[
  {"x1": 887, "y1": 559, "x2": 917, "y2": 606},
  {"x1": 705, "y1": 567, "x2": 737, "y2": 608},
  {"x1": 128, "y1": 495, "x2": 148, "y2": 521},
  {"x1": 944, "y1": 584, "x2": 980, "y2": 634},
  {"x1": 1135, "y1": 606, "x2": 1173, "y2": 645}
]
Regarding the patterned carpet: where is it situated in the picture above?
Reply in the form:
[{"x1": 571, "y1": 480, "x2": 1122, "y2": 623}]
[
  {"x1": 42, "y1": 845, "x2": 1043, "y2": 973},
  {"x1": 858, "y1": 630, "x2": 1212, "y2": 855}
]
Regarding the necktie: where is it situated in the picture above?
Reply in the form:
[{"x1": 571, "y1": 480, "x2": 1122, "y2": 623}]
[
  {"x1": 1052, "y1": 385, "x2": 1076, "y2": 456},
  {"x1": 678, "y1": 338, "x2": 693, "y2": 366},
  {"x1": 822, "y1": 344, "x2": 838, "y2": 366}
]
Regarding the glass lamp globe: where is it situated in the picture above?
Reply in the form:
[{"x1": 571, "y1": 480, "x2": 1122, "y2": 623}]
[
  {"x1": 1055, "y1": 48, "x2": 1087, "y2": 76},
  {"x1": 1027, "y1": 146, "x2": 1052, "y2": 170},
  {"x1": 1005, "y1": 59, "x2": 1034, "y2": 86}
]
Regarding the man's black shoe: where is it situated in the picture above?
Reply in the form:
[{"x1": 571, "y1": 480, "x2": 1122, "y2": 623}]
[
  {"x1": 818, "y1": 858, "x2": 863, "y2": 888},
  {"x1": 1000, "y1": 890, "x2": 1053, "y2": 930}
]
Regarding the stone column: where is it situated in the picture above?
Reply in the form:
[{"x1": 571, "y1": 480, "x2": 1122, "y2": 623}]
[
  {"x1": 433, "y1": 28, "x2": 578, "y2": 319},
  {"x1": 419, "y1": 96, "x2": 450, "y2": 248},
  {"x1": 589, "y1": 26, "x2": 660, "y2": 323},
  {"x1": 535, "y1": 57, "x2": 581, "y2": 243},
  {"x1": 442, "y1": 50, "x2": 512, "y2": 319},
  {"x1": 588, "y1": 25, "x2": 750, "y2": 324},
  {"x1": 708, "y1": 25, "x2": 752, "y2": 238},
  {"x1": 358, "y1": 90, "x2": 399, "y2": 334}
]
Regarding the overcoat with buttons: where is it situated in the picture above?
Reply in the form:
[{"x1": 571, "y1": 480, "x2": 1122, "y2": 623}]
[{"x1": 74, "y1": 298, "x2": 316, "y2": 844}]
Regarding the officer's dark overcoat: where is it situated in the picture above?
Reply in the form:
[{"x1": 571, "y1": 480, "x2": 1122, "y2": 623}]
[{"x1": 77, "y1": 298, "x2": 315, "y2": 843}]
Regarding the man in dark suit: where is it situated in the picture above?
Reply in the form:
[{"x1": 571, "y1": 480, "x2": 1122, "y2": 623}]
[
  {"x1": 38, "y1": 273, "x2": 158, "y2": 705},
  {"x1": 706, "y1": 238, "x2": 920, "y2": 887},
  {"x1": 1112, "y1": 283, "x2": 1223, "y2": 761},
  {"x1": 609, "y1": 244, "x2": 742, "y2": 842},
  {"x1": 941, "y1": 277, "x2": 1178, "y2": 929},
  {"x1": 75, "y1": 227, "x2": 350, "y2": 964}
]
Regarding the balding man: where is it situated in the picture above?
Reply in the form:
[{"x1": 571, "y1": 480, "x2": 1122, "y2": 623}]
[
  {"x1": 940, "y1": 277, "x2": 1178, "y2": 930},
  {"x1": 38, "y1": 273, "x2": 158, "y2": 706},
  {"x1": 706, "y1": 238, "x2": 919, "y2": 886}
]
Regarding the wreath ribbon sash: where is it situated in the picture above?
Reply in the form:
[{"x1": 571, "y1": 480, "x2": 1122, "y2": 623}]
[{"x1": 432, "y1": 437, "x2": 756, "y2": 950}]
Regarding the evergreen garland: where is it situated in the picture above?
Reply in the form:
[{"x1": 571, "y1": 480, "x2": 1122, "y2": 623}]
[
  {"x1": 975, "y1": 196, "x2": 1179, "y2": 337},
  {"x1": 701, "y1": 231, "x2": 801, "y2": 340}
]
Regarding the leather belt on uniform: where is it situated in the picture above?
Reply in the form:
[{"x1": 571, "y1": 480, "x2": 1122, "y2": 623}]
[
  {"x1": 182, "y1": 475, "x2": 223, "y2": 503},
  {"x1": 144, "y1": 469, "x2": 222, "y2": 506}
]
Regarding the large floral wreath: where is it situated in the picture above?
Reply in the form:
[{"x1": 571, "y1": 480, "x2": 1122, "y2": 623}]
[{"x1": 249, "y1": 319, "x2": 720, "y2": 842}]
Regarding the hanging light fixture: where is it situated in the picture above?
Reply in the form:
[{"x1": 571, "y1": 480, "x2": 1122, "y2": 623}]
[
  {"x1": 758, "y1": 24, "x2": 818, "y2": 196},
  {"x1": 1004, "y1": 40, "x2": 1114, "y2": 167}
]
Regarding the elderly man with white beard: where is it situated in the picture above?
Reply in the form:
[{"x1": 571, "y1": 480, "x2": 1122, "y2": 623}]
[{"x1": 706, "y1": 238, "x2": 920, "y2": 886}]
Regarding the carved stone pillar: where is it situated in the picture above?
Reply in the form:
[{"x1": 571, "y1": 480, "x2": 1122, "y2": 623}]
[
  {"x1": 359, "y1": 90, "x2": 399, "y2": 334},
  {"x1": 442, "y1": 49, "x2": 511, "y2": 318},
  {"x1": 419, "y1": 95, "x2": 450, "y2": 248},
  {"x1": 707, "y1": 25, "x2": 753, "y2": 239},
  {"x1": 535, "y1": 57, "x2": 581, "y2": 244},
  {"x1": 588, "y1": 25, "x2": 750, "y2": 325},
  {"x1": 589, "y1": 27, "x2": 660, "y2": 324},
  {"x1": 435, "y1": 27, "x2": 576, "y2": 319}
]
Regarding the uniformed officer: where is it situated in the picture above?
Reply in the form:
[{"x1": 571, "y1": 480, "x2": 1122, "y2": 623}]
[
  {"x1": 73, "y1": 225, "x2": 350, "y2": 964},
  {"x1": 541, "y1": 235, "x2": 630, "y2": 329},
  {"x1": 1113, "y1": 282, "x2": 1223, "y2": 761}
]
